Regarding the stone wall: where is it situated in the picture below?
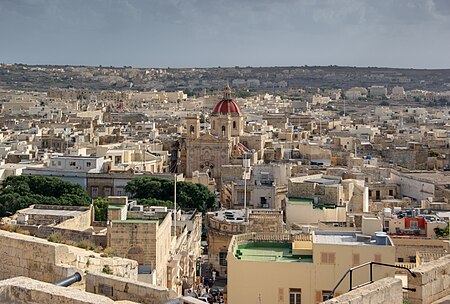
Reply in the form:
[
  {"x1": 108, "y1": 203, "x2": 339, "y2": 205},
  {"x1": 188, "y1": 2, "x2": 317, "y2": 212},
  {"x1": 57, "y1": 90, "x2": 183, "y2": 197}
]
[
  {"x1": 86, "y1": 272, "x2": 177, "y2": 304},
  {"x1": 0, "y1": 277, "x2": 138, "y2": 304},
  {"x1": 0, "y1": 229, "x2": 137, "y2": 284},
  {"x1": 18, "y1": 224, "x2": 107, "y2": 247},
  {"x1": 321, "y1": 277, "x2": 403, "y2": 304},
  {"x1": 391, "y1": 237, "x2": 447, "y2": 263},
  {"x1": 55, "y1": 207, "x2": 92, "y2": 231},
  {"x1": 408, "y1": 254, "x2": 450, "y2": 304},
  {"x1": 0, "y1": 229, "x2": 80, "y2": 283}
]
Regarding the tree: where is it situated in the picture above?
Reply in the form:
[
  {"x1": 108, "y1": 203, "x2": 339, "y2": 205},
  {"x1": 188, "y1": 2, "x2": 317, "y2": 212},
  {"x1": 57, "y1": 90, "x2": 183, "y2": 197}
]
[
  {"x1": 0, "y1": 175, "x2": 90, "y2": 217},
  {"x1": 380, "y1": 100, "x2": 389, "y2": 106},
  {"x1": 199, "y1": 113, "x2": 206, "y2": 124},
  {"x1": 434, "y1": 224, "x2": 449, "y2": 238},
  {"x1": 93, "y1": 198, "x2": 108, "y2": 221},
  {"x1": 125, "y1": 176, "x2": 216, "y2": 212}
]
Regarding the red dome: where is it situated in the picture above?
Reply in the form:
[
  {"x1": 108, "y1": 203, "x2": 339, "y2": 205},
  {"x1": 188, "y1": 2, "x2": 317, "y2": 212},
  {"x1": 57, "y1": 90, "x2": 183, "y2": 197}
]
[{"x1": 212, "y1": 99, "x2": 241, "y2": 114}]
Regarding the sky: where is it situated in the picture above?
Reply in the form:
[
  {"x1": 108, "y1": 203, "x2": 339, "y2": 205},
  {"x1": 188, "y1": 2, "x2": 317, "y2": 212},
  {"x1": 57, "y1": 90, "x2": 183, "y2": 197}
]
[{"x1": 1, "y1": 0, "x2": 450, "y2": 69}]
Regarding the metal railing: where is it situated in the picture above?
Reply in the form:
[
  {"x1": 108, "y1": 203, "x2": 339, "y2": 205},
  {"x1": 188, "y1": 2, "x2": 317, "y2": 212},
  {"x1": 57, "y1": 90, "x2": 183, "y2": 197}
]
[{"x1": 326, "y1": 261, "x2": 417, "y2": 300}]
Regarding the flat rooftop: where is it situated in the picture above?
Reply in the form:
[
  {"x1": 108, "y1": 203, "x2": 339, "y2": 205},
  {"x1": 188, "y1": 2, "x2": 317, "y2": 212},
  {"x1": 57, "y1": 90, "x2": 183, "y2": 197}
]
[
  {"x1": 112, "y1": 218, "x2": 159, "y2": 223},
  {"x1": 21, "y1": 208, "x2": 85, "y2": 217},
  {"x1": 234, "y1": 242, "x2": 313, "y2": 263},
  {"x1": 305, "y1": 178, "x2": 340, "y2": 185},
  {"x1": 212, "y1": 209, "x2": 246, "y2": 222},
  {"x1": 400, "y1": 171, "x2": 450, "y2": 186},
  {"x1": 288, "y1": 197, "x2": 314, "y2": 204},
  {"x1": 314, "y1": 231, "x2": 393, "y2": 246}
]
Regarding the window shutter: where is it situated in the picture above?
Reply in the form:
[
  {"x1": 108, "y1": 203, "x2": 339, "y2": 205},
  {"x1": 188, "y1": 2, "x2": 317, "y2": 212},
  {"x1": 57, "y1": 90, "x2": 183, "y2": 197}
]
[
  {"x1": 352, "y1": 253, "x2": 360, "y2": 266},
  {"x1": 329, "y1": 253, "x2": 335, "y2": 264},
  {"x1": 374, "y1": 254, "x2": 381, "y2": 262},
  {"x1": 315, "y1": 290, "x2": 322, "y2": 303},
  {"x1": 321, "y1": 252, "x2": 328, "y2": 264}
]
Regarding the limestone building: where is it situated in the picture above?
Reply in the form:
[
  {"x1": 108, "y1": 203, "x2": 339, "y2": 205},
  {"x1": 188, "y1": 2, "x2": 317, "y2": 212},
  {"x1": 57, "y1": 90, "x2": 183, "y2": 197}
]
[
  {"x1": 227, "y1": 231, "x2": 395, "y2": 304},
  {"x1": 206, "y1": 209, "x2": 285, "y2": 278},
  {"x1": 179, "y1": 86, "x2": 245, "y2": 186},
  {"x1": 107, "y1": 208, "x2": 172, "y2": 289}
]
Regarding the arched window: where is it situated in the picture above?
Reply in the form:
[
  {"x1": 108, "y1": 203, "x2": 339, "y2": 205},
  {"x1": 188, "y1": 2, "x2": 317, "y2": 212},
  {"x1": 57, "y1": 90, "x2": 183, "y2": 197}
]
[
  {"x1": 222, "y1": 125, "x2": 226, "y2": 136},
  {"x1": 127, "y1": 246, "x2": 145, "y2": 265},
  {"x1": 233, "y1": 121, "x2": 236, "y2": 129},
  {"x1": 190, "y1": 125, "x2": 195, "y2": 134}
]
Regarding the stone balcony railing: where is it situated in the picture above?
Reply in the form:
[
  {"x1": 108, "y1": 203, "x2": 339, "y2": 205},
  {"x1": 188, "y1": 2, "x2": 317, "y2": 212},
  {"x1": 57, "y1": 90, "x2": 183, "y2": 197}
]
[
  {"x1": 395, "y1": 262, "x2": 417, "y2": 269},
  {"x1": 417, "y1": 251, "x2": 449, "y2": 265}
]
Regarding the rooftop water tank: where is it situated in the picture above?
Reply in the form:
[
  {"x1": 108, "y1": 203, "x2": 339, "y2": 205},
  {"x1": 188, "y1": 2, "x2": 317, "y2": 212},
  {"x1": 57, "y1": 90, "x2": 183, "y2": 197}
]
[{"x1": 374, "y1": 232, "x2": 388, "y2": 245}]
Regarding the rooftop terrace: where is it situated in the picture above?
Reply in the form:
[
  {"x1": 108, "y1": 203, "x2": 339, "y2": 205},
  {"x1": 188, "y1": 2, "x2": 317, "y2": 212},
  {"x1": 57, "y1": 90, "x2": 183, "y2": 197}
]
[
  {"x1": 314, "y1": 231, "x2": 394, "y2": 246},
  {"x1": 229, "y1": 232, "x2": 313, "y2": 263},
  {"x1": 234, "y1": 242, "x2": 313, "y2": 263}
]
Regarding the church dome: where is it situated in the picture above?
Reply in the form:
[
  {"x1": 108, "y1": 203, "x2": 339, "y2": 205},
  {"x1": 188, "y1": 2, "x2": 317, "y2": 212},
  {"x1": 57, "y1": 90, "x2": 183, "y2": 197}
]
[{"x1": 212, "y1": 86, "x2": 242, "y2": 115}]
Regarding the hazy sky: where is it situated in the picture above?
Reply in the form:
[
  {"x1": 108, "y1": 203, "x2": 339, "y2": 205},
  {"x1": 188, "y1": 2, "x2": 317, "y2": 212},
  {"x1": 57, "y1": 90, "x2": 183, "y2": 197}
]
[{"x1": 1, "y1": 0, "x2": 450, "y2": 69}]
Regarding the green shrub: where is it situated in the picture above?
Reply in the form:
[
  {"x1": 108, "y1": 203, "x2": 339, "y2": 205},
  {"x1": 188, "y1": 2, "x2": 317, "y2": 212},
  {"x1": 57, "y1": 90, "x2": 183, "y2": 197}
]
[
  {"x1": 102, "y1": 265, "x2": 113, "y2": 275},
  {"x1": 47, "y1": 232, "x2": 64, "y2": 243}
]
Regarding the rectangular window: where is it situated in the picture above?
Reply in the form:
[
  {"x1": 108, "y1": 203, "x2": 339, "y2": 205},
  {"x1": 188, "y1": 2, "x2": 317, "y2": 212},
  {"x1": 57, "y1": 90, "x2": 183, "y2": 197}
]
[
  {"x1": 321, "y1": 252, "x2": 336, "y2": 265},
  {"x1": 69, "y1": 161, "x2": 76, "y2": 167},
  {"x1": 374, "y1": 254, "x2": 382, "y2": 263},
  {"x1": 352, "y1": 253, "x2": 360, "y2": 266},
  {"x1": 322, "y1": 290, "x2": 332, "y2": 302},
  {"x1": 398, "y1": 258, "x2": 404, "y2": 262},
  {"x1": 278, "y1": 288, "x2": 284, "y2": 302},
  {"x1": 389, "y1": 189, "x2": 394, "y2": 196},
  {"x1": 86, "y1": 161, "x2": 92, "y2": 167},
  {"x1": 91, "y1": 186, "x2": 98, "y2": 198},
  {"x1": 219, "y1": 252, "x2": 227, "y2": 266},
  {"x1": 289, "y1": 288, "x2": 301, "y2": 304}
]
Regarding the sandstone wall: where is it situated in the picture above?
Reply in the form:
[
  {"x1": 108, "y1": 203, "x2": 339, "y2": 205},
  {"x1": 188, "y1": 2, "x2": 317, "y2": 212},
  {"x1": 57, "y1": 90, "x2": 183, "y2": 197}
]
[
  {"x1": 19, "y1": 224, "x2": 107, "y2": 247},
  {"x1": 0, "y1": 277, "x2": 138, "y2": 304},
  {"x1": 0, "y1": 230, "x2": 137, "y2": 284},
  {"x1": 321, "y1": 277, "x2": 403, "y2": 304},
  {"x1": 391, "y1": 237, "x2": 447, "y2": 263},
  {"x1": 0, "y1": 229, "x2": 79, "y2": 283},
  {"x1": 86, "y1": 272, "x2": 177, "y2": 304},
  {"x1": 408, "y1": 254, "x2": 450, "y2": 304},
  {"x1": 55, "y1": 208, "x2": 92, "y2": 231}
]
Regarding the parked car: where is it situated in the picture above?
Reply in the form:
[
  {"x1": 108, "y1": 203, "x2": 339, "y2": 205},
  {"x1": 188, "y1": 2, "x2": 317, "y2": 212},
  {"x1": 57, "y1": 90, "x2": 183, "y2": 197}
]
[{"x1": 198, "y1": 294, "x2": 214, "y2": 303}]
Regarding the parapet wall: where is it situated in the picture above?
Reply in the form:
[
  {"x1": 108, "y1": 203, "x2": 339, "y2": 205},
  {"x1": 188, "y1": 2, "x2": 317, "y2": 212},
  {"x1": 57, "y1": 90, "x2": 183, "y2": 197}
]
[
  {"x1": 321, "y1": 277, "x2": 403, "y2": 304},
  {"x1": 0, "y1": 276, "x2": 138, "y2": 304},
  {"x1": 0, "y1": 229, "x2": 137, "y2": 283},
  {"x1": 408, "y1": 254, "x2": 450, "y2": 304},
  {"x1": 86, "y1": 272, "x2": 177, "y2": 304},
  {"x1": 19, "y1": 224, "x2": 107, "y2": 247}
]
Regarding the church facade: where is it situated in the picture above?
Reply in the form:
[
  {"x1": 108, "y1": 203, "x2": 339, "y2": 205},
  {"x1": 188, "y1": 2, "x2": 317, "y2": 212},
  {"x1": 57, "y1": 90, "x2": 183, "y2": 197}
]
[{"x1": 179, "y1": 87, "x2": 246, "y2": 186}]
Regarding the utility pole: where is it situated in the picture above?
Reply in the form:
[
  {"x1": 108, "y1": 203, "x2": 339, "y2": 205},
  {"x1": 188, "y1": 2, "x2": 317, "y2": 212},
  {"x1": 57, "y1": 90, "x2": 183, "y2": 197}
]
[
  {"x1": 174, "y1": 173, "x2": 177, "y2": 236},
  {"x1": 243, "y1": 152, "x2": 247, "y2": 215}
]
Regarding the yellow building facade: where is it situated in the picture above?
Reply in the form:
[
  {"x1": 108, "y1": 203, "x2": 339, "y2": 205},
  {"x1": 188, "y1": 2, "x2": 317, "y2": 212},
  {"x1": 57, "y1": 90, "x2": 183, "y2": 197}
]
[{"x1": 227, "y1": 231, "x2": 395, "y2": 304}]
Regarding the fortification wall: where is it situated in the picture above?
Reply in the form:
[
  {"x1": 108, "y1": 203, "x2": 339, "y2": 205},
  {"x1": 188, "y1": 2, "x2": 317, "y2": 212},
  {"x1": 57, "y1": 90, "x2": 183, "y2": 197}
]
[
  {"x1": 86, "y1": 272, "x2": 177, "y2": 304},
  {"x1": 0, "y1": 229, "x2": 137, "y2": 283},
  {"x1": 409, "y1": 254, "x2": 450, "y2": 304},
  {"x1": 321, "y1": 277, "x2": 403, "y2": 304}
]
